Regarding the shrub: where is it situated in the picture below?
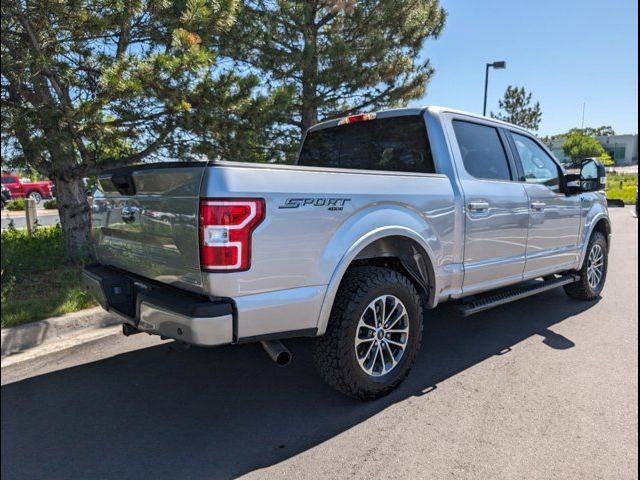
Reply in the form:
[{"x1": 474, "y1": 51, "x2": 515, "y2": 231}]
[
  {"x1": 1, "y1": 225, "x2": 97, "y2": 328},
  {"x1": 1, "y1": 269, "x2": 16, "y2": 304},
  {"x1": 0, "y1": 225, "x2": 66, "y2": 277},
  {"x1": 5, "y1": 198, "x2": 26, "y2": 211},
  {"x1": 43, "y1": 199, "x2": 58, "y2": 209}
]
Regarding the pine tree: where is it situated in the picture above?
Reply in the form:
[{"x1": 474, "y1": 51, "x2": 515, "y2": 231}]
[
  {"x1": 491, "y1": 86, "x2": 542, "y2": 131},
  {"x1": 220, "y1": 0, "x2": 447, "y2": 159},
  {"x1": 1, "y1": 0, "x2": 276, "y2": 259}
]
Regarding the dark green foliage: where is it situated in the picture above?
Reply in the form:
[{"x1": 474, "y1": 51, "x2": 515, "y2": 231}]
[
  {"x1": 43, "y1": 199, "x2": 58, "y2": 209},
  {"x1": 1, "y1": 225, "x2": 96, "y2": 327},
  {"x1": 1, "y1": 225, "x2": 66, "y2": 275},
  {"x1": 221, "y1": 0, "x2": 447, "y2": 160},
  {"x1": 541, "y1": 126, "x2": 617, "y2": 146},
  {"x1": 1, "y1": 0, "x2": 279, "y2": 172},
  {"x1": 562, "y1": 131, "x2": 607, "y2": 162},
  {"x1": 1, "y1": 0, "x2": 281, "y2": 258},
  {"x1": 491, "y1": 86, "x2": 542, "y2": 131},
  {"x1": 5, "y1": 199, "x2": 26, "y2": 211}
]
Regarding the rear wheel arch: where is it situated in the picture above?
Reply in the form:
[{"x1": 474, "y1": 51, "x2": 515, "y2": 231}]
[
  {"x1": 316, "y1": 231, "x2": 438, "y2": 336},
  {"x1": 352, "y1": 235, "x2": 436, "y2": 305}
]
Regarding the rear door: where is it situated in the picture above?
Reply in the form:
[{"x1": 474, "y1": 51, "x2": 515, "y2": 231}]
[
  {"x1": 94, "y1": 163, "x2": 207, "y2": 294},
  {"x1": 506, "y1": 132, "x2": 582, "y2": 277},
  {"x1": 449, "y1": 118, "x2": 530, "y2": 295}
]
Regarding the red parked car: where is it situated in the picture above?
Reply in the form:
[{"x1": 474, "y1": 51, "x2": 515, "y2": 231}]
[{"x1": 1, "y1": 173, "x2": 54, "y2": 204}]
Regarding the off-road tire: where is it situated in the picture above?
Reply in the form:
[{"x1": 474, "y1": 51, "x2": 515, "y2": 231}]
[
  {"x1": 313, "y1": 266, "x2": 423, "y2": 400},
  {"x1": 564, "y1": 231, "x2": 608, "y2": 300}
]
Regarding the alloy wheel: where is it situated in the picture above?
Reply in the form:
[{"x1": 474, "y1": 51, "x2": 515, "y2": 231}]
[
  {"x1": 587, "y1": 243, "x2": 605, "y2": 290},
  {"x1": 354, "y1": 294, "x2": 410, "y2": 377}
]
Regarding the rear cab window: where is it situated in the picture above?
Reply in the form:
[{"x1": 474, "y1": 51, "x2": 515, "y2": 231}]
[{"x1": 298, "y1": 116, "x2": 435, "y2": 174}]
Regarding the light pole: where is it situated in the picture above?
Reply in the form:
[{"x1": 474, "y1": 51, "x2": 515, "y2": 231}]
[{"x1": 483, "y1": 61, "x2": 506, "y2": 116}]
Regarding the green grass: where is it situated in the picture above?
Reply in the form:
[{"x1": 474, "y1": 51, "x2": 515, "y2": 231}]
[
  {"x1": 1, "y1": 225, "x2": 97, "y2": 328},
  {"x1": 1, "y1": 266, "x2": 96, "y2": 328},
  {"x1": 606, "y1": 173, "x2": 638, "y2": 205}
]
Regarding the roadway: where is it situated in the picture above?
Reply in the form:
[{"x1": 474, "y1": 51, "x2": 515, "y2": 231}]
[{"x1": 1, "y1": 207, "x2": 637, "y2": 479}]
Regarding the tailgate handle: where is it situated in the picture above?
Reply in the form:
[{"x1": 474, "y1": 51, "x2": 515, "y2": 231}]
[{"x1": 121, "y1": 206, "x2": 139, "y2": 223}]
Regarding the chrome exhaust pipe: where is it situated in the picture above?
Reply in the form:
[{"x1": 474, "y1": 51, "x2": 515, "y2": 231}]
[{"x1": 261, "y1": 340, "x2": 292, "y2": 367}]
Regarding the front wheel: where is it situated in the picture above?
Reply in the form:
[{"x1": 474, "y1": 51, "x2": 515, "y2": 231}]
[
  {"x1": 313, "y1": 266, "x2": 423, "y2": 400},
  {"x1": 564, "y1": 231, "x2": 608, "y2": 300}
]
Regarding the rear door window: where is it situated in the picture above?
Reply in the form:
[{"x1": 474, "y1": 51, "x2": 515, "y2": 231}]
[
  {"x1": 298, "y1": 116, "x2": 435, "y2": 174},
  {"x1": 453, "y1": 120, "x2": 512, "y2": 181}
]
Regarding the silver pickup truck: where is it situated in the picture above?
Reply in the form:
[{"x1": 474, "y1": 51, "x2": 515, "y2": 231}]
[{"x1": 83, "y1": 106, "x2": 610, "y2": 399}]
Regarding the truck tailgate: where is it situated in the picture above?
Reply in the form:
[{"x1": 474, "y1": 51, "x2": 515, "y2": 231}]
[{"x1": 93, "y1": 163, "x2": 207, "y2": 294}]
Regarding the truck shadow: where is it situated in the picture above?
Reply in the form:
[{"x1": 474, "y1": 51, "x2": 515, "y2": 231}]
[{"x1": 1, "y1": 289, "x2": 596, "y2": 480}]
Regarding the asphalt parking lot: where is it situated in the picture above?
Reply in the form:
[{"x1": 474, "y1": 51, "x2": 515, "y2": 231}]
[{"x1": 1, "y1": 207, "x2": 637, "y2": 480}]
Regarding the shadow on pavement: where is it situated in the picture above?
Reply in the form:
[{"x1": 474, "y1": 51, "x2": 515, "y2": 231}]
[{"x1": 1, "y1": 289, "x2": 597, "y2": 479}]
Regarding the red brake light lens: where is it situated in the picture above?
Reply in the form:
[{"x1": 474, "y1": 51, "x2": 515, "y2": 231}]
[
  {"x1": 199, "y1": 199, "x2": 265, "y2": 272},
  {"x1": 338, "y1": 113, "x2": 376, "y2": 125}
]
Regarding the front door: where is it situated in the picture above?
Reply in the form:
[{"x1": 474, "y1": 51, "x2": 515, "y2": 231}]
[
  {"x1": 507, "y1": 132, "x2": 582, "y2": 277},
  {"x1": 450, "y1": 119, "x2": 530, "y2": 295}
]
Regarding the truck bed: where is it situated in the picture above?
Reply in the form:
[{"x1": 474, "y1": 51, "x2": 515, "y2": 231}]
[{"x1": 93, "y1": 161, "x2": 457, "y2": 298}]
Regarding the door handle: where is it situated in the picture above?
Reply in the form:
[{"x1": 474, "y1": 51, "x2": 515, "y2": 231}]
[
  {"x1": 531, "y1": 201, "x2": 546, "y2": 211},
  {"x1": 468, "y1": 201, "x2": 490, "y2": 212}
]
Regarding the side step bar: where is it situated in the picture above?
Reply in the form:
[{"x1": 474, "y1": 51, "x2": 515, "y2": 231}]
[{"x1": 457, "y1": 274, "x2": 580, "y2": 317}]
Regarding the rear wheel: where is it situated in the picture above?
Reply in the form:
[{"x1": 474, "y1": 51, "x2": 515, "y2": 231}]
[
  {"x1": 564, "y1": 231, "x2": 608, "y2": 300},
  {"x1": 313, "y1": 266, "x2": 423, "y2": 400},
  {"x1": 27, "y1": 191, "x2": 42, "y2": 204}
]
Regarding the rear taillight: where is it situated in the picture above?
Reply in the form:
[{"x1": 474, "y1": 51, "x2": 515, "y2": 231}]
[{"x1": 199, "y1": 198, "x2": 265, "y2": 272}]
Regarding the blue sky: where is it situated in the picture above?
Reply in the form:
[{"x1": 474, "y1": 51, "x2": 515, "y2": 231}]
[{"x1": 410, "y1": 0, "x2": 638, "y2": 136}]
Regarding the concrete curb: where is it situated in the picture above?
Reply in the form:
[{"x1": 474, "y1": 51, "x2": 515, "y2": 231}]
[
  {"x1": 2, "y1": 209, "x2": 57, "y2": 218},
  {"x1": 1, "y1": 307, "x2": 120, "y2": 357}
]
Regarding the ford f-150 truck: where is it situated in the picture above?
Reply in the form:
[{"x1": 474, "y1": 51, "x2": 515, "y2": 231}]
[
  {"x1": 1, "y1": 173, "x2": 54, "y2": 203},
  {"x1": 83, "y1": 106, "x2": 610, "y2": 399}
]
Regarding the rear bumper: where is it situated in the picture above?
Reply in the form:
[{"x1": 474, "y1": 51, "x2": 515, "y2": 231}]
[{"x1": 82, "y1": 265, "x2": 233, "y2": 346}]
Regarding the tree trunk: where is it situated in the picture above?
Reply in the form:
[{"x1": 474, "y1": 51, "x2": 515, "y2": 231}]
[
  {"x1": 54, "y1": 175, "x2": 91, "y2": 262},
  {"x1": 301, "y1": 4, "x2": 318, "y2": 133}
]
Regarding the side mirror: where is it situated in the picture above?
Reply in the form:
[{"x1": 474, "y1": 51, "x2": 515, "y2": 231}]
[{"x1": 579, "y1": 158, "x2": 607, "y2": 193}]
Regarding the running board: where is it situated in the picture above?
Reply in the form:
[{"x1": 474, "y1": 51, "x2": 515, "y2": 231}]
[{"x1": 456, "y1": 275, "x2": 580, "y2": 317}]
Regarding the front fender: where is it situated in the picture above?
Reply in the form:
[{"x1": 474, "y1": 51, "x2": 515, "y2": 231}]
[
  {"x1": 314, "y1": 204, "x2": 451, "y2": 335},
  {"x1": 578, "y1": 193, "x2": 611, "y2": 268}
]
